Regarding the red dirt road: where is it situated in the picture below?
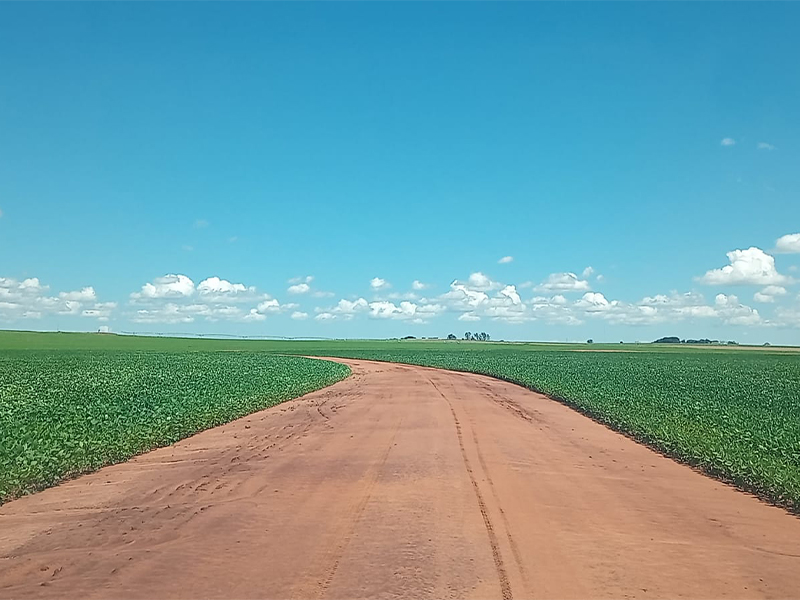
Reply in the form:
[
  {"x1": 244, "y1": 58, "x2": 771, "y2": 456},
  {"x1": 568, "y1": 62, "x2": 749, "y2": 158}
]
[{"x1": 2, "y1": 359, "x2": 800, "y2": 599}]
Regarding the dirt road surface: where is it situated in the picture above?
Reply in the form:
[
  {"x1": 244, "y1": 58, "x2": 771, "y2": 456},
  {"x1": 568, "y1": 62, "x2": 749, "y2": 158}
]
[{"x1": 2, "y1": 359, "x2": 800, "y2": 599}]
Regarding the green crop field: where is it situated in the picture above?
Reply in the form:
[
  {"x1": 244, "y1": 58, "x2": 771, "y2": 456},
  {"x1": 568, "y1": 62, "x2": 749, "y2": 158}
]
[
  {"x1": 0, "y1": 344, "x2": 349, "y2": 502},
  {"x1": 2, "y1": 331, "x2": 799, "y2": 512}
]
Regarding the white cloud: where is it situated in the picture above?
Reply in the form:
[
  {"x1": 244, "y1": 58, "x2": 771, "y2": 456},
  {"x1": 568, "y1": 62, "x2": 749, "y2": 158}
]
[
  {"x1": 133, "y1": 303, "x2": 196, "y2": 324},
  {"x1": 699, "y1": 247, "x2": 789, "y2": 286},
  {"x1": 458, "y1": 313, "x2": 481, "y2": 322},
  {"x1": 536, "y1": 272, "x2": 591, "y2": 292},
  {"x1": 757, "y1": 142, "x2": 776, "y2": 151},
  {"x1": 466, "y1": 272, "x2": 501, "y2": 291},
  {"x1": 582, "y1": 266, "x2": 595, "y2": 278},
  {"x1": 499, "y1": 285, "x2": 522, "y2": 305},
  {"x1": 197, "y1": 277, "x2": 258, "y2": 302},
  {"x1": 776, "y1": 233, "x2": 800, "y2": 254},
  {"x1": 242, "y1": 309, "x2": 267, "y2": 322},
  {"x1": 289, "y1": 277, "x2": 332, "y2": 297},
  {"x1": 721, "y1": 138, "x2": 736, "y2": 146},
  {"x1": 438, "y1": 274, "x2": 532, "y2": 323},
  {"x1": 287, "y1": 283, "x2": 311, "y2": 294},
  {"x1": 370, "y1": 277, "x2": 391, "y2": 291},
  {"x1": 81, "y1": 302, "x2": 117, "y2": 321},
  {"x1": 289, "y1": 275, "x2": 314, "y2": 285},
  {"x1": 412, "y1": 280, "x2": 430, "y2": 290},
  {"x1": 291, "y1": 311, "x2": 309, "y2": 320},
  {"x1": 575, "y1": 292, "x2": 612, "y2": 312},
  {"x1": 0, "y1": 277, "x2": 113, "y2": 321},
  {"x1": 714, "y1": 294, "x2": 762, "y2": 325},
  {"x1": 443, "y1": 283, "x2": 489, "y2": 309},
  {"x1": 131, "y1": 274, "x2": 195, "y2": 300},
  {"x1": 754, "y1": 285, "x2": 787, "y2": 303},
  {"x1": 337, "y1": 298, "x2": 370, "y2": 314},
  {"x1": 257, "y1": 299, "x2": 281, "y2": 313},
  {"x1": 60, "y1": 287, "x2": 97, "y2": 302},
  {"x1": 313, "y1": 298, "x2": 369, "y2": 321},
  {"x1": 131, "y1": 295, "x2": 293, "y2": 324},
  {"x1": 129, "y1": 274, "x2": 288, "y2": 323},
  {"x1": 498, "y1": 256, "x2": 514, "y2": 264},
  {"x1": 316, "y1": 293, "x2": 445, "y2": 322}
]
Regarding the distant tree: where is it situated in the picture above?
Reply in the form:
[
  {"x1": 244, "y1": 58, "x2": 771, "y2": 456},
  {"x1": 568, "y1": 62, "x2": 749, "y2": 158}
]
[
  {"x1": 464, "y1": 332, "x2": 472, "y2": 341},
  {"x1": 401, "y1": 335, "x2": 416, "y2": 340},
  {"x1": 586, "y1": 339, "x2": 594, "y2": 344},
  {"x1": 447, "y1": 333, "x2": 457, "y2": 340},
  {"x1": 653, "y1": 336, "x2": 681, "y2": 344},
  {"x1": 486, "y1": 333, "x2": 491, "y2": 342}
]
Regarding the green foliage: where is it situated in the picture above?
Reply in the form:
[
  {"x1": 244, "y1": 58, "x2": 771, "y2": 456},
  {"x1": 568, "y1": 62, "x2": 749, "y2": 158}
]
[
  {"x1": 2, "y1": 331, "x2": 799, "y2": 512},
  {"x1": 0, "y1": 350, "x2": 349, "y2": 502}
]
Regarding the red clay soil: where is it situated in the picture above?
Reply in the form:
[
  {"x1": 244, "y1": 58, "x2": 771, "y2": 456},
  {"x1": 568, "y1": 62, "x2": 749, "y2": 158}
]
[{"x1": 2, "y1": 359, "x2": 800, "y2": 599}]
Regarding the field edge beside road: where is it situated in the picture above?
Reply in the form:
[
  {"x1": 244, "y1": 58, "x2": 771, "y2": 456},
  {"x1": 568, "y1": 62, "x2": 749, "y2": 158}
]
[
  {"x1": 295, "y1": 350, "x2": 800, "y2": 516},
  {"x1": 0, "y1": 352, "x2": 350, "y2": 504}
]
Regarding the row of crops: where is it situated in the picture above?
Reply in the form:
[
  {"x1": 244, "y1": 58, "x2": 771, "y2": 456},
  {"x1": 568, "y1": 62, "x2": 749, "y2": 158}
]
[
  {"x1": 292, "y1": 345, "x2": 800, "y2": 512},
  {"x1": 0, "y1": 350, "x2": 349, "y2": 503}
]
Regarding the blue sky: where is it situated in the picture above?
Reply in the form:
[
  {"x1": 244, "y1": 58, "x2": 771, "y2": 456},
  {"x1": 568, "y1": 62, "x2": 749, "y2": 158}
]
[{"x1": 1, "y1": 3, "x2": 799, "y2": 343}]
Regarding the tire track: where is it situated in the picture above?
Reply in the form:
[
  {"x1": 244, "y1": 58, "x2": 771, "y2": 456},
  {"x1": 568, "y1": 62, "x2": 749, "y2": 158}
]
[
  {"x1": 428, "y1": 377, "x2": 513, "y2": 600},
  {"x1": 314, "y1": 423, "x2": 401, "y2": 599}
]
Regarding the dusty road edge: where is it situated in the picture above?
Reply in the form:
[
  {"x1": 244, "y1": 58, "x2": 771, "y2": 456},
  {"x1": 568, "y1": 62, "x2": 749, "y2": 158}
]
[{"x1": 308, "y1": 355, "x2": 799, "y2": 518}]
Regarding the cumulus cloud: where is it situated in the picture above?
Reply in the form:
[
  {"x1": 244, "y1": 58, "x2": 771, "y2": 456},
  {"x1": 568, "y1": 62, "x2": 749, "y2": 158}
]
[
  {"x1": 721, "y1": 138, "x2": 736, "y2": 146},
  {"x1": 753, "y1": 285, "x2": 787, "y2": 303},
  {"x1": 575, "y1": 292, "x2": 615, "y2": 313},
  {"x1": 197, "y1": 277, "x2": 259, "y2": 302},
  {"x1": 775, "y1": 233, "x2": 800, "y2": 254},
  {"x1": 535, "y1": 272, "x2": 591, "y2": 292},
  {"x1": 0, "y1": 277, "x2": 113, "y2": 321},
  {"x1": 498, "y1": 256, "x2": 514, "y2": 264},
  {"x1": 60, "y1": 287, "x2": 97, "y2": 302},
  {"x1": 500, "y1": 285, "x2": 522, "y2": 305},
  {"x1": 466, "y1": 272, "x2": 502, "y2": 291},
  {"x1": 131, "y1": 274, "x2": 195, "y2": 300},
  {"x1": 289, "y1": 275, "x2": 313, "y2": 285},
  {"x1": 370, "y1": 277, "x2": 391, "y2": 291},
  {"x1": 582, "y1": 266, "x2": 595, "y2": 278},
  {"x1": 287, "y1": 283, "x2": 311, "y2": 294},
  {"x1": 129, "y1": 274, "x2": 288, "y2": 323},
  {"x1": 315, "y1": 294, "x2": 445, "y2": 322},
  {"x1": 438, "y1": 274, "x2": 531, "y2": 323},
  {"x1": 757, "y1": 142, "x2": 776, "y2": 151},
  {"x1": 291, "y1": 311, "x2": 309, "y2": 320},
  {"x1": 412, "y1": 280, "x2": 430, "y2": 290},
  {"x1": 699, "y1": 247, "x2": 789, "y2": 286},
  {"x1": 81, "y1": 302, "x2": 116, "y2": 320},
  {"x1": 714, "y1": 294, "x2": 762, "y2": 325}
]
